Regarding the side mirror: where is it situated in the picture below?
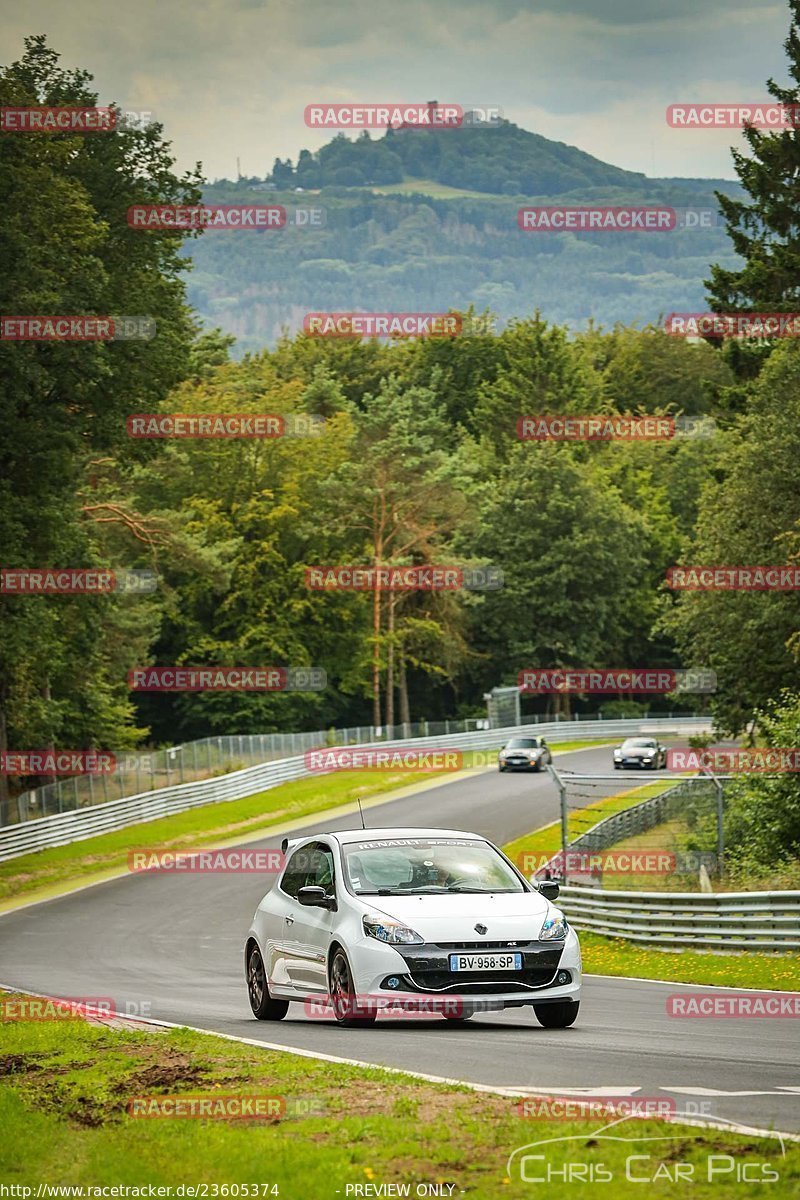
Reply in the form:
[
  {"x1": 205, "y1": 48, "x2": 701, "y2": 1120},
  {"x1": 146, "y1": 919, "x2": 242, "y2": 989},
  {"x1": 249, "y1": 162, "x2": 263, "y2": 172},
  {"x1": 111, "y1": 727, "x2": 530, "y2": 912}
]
[
  {"x1": 532, "y1": 879, "x2": 560, "y2": 900},
  {"x1": 297, "y1": 885, "x2": 335, "y2": 909}
]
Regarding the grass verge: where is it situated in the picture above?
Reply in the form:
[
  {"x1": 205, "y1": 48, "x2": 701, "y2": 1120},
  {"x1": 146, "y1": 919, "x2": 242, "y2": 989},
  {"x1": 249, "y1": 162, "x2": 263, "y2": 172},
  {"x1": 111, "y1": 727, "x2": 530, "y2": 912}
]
[
  {"x1": 1, "y1": 996, "x2": 797, "y2": 1198},
  {"x1": 0, "y1": 740, "x2": 611, "y2": 908}
]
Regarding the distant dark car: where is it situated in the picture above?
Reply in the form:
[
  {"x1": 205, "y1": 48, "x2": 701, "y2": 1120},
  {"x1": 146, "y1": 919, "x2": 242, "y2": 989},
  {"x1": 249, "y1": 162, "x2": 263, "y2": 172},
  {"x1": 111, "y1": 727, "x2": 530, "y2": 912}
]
[
  {"x1": 613, "y1": 737, "x2": 667, "y2": 770},
  {"x1": 498, "y1": 736, "x2": 552, "y2": 773}
]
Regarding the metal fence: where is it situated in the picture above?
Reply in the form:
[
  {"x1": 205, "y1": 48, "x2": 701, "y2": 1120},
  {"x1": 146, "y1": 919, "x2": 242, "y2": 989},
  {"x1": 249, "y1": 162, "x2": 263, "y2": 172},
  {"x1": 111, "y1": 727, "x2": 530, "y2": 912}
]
[
  {"x1": 0, "y1": 716, "x2": 710, "y2": 862},
  {"x1": 3, "y1": 710, "x2": 704, "y2": 826},
  {"x1": 558, "y1": 885, "x2": 800, "y2": 951}
]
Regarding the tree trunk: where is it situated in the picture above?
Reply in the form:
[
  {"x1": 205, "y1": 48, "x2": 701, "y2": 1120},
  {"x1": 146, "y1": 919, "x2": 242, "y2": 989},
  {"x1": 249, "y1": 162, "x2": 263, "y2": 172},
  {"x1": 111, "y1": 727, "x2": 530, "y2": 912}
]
[
  {"x1": 385, "y1": 593, "x2": 395, "y2": 732},
  {"x1": 398, "y1": 652, "x2": 411, "y2": 727},
  {"x1": 372, "y1": 567, "x2": 382, "y2": 728},
  {"x1": 0, "y1": 680, "x2": 9, "y2": 823}
]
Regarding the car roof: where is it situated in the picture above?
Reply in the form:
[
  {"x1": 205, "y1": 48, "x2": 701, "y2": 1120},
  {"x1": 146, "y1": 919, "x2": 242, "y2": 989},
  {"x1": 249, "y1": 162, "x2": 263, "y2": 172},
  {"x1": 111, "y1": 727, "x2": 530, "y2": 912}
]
[{"x1": 330, "y1": 827, "x2": 485, "y2": 845}]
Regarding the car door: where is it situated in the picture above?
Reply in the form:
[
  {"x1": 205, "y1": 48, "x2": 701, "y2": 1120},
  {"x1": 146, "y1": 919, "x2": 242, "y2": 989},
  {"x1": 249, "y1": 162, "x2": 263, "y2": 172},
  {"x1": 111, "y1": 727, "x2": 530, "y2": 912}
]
[{"x1": 283, "y1": 841, "x2": 338, "y2": 994}]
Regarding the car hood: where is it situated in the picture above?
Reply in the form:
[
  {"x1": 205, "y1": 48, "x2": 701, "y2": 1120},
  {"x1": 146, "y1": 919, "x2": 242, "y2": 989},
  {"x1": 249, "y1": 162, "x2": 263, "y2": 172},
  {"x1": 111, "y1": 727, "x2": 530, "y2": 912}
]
[
  {"x1": 503, "y1": 747, "x2": 540, "y2": 755},
  {"x1": 363, "y1": 891, "x2": 551, "y2": 940}
]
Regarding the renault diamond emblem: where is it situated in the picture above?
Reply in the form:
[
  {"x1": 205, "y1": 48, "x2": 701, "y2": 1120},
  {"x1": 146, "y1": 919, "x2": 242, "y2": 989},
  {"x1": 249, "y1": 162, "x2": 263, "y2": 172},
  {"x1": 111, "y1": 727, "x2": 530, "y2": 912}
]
[{"x1": 474, "y1": 922, "x2": 488, "y2": 935}]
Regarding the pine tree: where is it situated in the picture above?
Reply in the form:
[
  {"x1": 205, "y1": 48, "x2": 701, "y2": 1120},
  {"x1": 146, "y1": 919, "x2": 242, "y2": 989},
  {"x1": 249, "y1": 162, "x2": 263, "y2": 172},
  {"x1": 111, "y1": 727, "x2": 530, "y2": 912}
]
[{"x1": 706, "y1": 0, "x2": 800, "y2": 314}]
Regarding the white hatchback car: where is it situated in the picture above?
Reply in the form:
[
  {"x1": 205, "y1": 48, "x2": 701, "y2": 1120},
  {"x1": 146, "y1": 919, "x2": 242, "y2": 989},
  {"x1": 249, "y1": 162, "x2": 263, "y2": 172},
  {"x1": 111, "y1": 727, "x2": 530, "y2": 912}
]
[{"x1": 245, "y1": 827, "x2": 581, "y2": 1027}]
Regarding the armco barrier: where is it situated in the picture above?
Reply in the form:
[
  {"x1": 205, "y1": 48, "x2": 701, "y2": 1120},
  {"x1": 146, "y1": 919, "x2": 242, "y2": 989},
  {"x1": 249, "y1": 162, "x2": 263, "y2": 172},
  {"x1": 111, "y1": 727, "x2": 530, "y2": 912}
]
[
  {"x1": 0, "y1": 717, "x2": 710, "y2": 863},
  {"x1": 558, "y1": 885, "x2": 800, "y2": 951}
]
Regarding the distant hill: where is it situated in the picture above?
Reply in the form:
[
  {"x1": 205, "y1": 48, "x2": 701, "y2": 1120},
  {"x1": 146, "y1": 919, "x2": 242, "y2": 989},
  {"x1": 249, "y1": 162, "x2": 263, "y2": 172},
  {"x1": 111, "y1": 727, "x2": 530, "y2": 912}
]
[
  {"x1": 185, "y1": 118, "x2": 742, "y2": 353},
  {"x1": 269, "y1": 116, "x2": 658, "y2": 196}
]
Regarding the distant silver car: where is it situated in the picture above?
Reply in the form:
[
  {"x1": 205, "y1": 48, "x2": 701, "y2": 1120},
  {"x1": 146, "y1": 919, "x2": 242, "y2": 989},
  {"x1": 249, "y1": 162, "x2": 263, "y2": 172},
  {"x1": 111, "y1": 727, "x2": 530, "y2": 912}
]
[
  {"x1": 498, "y1": 736, "x2": 552, "y2": 773},
  {"x1": 613, "y1": 737, "x2": 667, "y2": 770}
]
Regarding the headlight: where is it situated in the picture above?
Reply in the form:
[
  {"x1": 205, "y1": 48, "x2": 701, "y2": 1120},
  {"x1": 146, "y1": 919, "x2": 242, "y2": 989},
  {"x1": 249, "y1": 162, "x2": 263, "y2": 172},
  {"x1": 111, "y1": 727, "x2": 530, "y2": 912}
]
[
  {"x1": 363, "y1": 914, "x2": 424, "y2": 945},
  {"x1": 539, "y1": 908, "x2": 568, "y2": 941},
  {"x1": 613, "y1": 749, "x2": 622, "y2": 758}
]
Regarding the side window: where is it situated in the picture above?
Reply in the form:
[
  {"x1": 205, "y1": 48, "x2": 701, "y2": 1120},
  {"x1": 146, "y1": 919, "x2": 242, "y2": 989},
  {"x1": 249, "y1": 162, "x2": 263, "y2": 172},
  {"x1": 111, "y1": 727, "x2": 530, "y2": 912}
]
[
  {"x1": 280, "y1": 847, "x2": 309, "y2": 899},
  {"x1": 280, "y1": 842, "x2": 335, "y2": 899},
  {"x1": 306, "y1": 844, "x2": 335, "y2": 891}
]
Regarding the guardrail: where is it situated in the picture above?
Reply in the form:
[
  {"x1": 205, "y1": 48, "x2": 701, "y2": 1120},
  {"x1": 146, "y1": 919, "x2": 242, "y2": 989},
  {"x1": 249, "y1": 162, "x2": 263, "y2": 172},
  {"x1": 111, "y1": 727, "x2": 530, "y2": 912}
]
[
  {"x1": 559, "y1": 885, "x2": 800, "y2": 951},
  {"x1": 0, "y1": 716, "x2": 710, "y2": 862}
]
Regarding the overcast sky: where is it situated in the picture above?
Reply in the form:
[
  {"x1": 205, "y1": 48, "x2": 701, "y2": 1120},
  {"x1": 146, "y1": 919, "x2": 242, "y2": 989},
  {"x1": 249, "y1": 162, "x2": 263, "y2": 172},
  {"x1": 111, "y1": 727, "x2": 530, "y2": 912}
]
[{"x1": 3, "y1": 0, "x2": 794, "y2": 181}]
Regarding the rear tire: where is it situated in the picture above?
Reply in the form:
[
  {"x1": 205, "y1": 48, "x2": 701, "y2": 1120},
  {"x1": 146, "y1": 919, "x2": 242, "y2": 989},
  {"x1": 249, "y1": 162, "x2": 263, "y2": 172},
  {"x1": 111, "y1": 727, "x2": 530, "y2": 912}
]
[
  {"x1": 247, "y1": 944, "x2": 289, "y2": 1021},
  {"x1": 329, "y1": 948, "x2": 376, "y2": 1027},
  {"x1": 533, "y1": 1000, "x2": 580, "y2": 1028}
]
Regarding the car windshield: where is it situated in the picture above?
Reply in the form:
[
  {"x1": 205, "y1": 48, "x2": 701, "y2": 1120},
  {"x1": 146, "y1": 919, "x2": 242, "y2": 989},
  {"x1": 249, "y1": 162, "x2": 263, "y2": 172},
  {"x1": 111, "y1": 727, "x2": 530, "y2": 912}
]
[
  {"x1": 341, "y1": 837, "x2": 525, "y2": 896},
  {"x1": 623, "y1": 739, "x2": 656, "y2": 748},
  {"x1": 505, "y1": 738, "x2": 540, "y2": 749}
]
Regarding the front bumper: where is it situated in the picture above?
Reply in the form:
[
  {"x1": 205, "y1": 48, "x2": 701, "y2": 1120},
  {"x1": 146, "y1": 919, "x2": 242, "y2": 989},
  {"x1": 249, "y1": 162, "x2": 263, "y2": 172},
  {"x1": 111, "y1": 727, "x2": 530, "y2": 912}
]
[
  {"x1": 500, "y1": 757, "x2": 543, "y2": 771},
  {"x1": 350, "y1": 927, "x2": 582, "y2": 1010}
]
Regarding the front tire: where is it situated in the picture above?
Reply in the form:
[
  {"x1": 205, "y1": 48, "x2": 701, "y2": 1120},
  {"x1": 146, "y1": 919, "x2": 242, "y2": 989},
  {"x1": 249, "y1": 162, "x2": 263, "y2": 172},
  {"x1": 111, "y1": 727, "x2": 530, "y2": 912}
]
[
  {"x1": 533, "y1": 1000, "x2": 580, "y2": 1028},
  {"x1": 329, "y1": 948, "x2": 376, "y2": 1027},
  {"x1": 247, "y1": 944, "x2": 289, "y2": 1021}
]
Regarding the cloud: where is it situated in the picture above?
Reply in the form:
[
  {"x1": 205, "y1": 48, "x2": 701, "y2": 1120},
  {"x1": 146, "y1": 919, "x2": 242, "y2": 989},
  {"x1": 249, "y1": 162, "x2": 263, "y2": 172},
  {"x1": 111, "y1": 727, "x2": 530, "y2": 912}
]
[{"x1": 0, "y1": 0, "x2": 792, "y2": 179}]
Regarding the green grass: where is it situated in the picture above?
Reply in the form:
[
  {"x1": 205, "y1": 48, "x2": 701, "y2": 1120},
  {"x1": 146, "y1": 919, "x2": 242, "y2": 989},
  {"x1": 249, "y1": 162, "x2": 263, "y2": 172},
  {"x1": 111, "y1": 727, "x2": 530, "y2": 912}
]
[
  {"x1": 578, "y1": 932, "x2": 800, "y2": 991},
  {"x1": 0, "y1": 739, "x2": 611, "y2": 908},
  {"x1": 1, "y1": 996, "x2": 798, "y2": 1197}
]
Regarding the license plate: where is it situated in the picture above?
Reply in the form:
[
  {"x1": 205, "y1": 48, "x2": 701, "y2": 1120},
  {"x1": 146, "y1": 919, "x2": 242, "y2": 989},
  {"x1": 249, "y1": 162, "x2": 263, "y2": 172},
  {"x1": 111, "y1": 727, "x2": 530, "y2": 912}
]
[{"x1": 449, "y1": 952, "x2": 522, "y2": 972}]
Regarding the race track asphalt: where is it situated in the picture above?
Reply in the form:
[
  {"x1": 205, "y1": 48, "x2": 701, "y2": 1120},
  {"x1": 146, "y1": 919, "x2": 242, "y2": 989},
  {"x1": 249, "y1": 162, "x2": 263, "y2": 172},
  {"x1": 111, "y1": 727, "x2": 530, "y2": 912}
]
[{"x1": 1, "y1": 744, "x2": 797, "y2": 1133}]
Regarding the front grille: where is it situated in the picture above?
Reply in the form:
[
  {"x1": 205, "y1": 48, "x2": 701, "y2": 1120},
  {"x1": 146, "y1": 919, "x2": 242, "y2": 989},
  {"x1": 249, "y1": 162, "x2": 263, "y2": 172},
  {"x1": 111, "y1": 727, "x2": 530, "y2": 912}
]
[
  {"x1": 433, "y1": 940, "x2": 532, "y2": 951},
  {"x1": 405, "y1": 967, "x2": 559, "y2": 993},
  {"x1": 399, "y1": 944, "x2": 564, "y2": 994}
]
